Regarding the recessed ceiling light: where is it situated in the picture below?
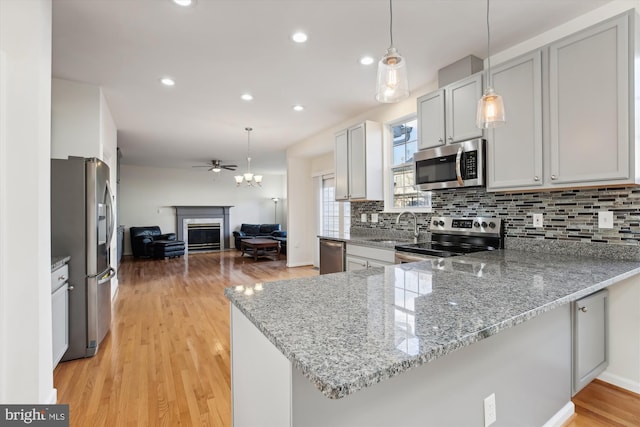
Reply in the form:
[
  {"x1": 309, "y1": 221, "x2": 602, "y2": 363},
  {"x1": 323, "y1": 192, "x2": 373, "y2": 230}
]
[
  {"x1": 292, "y1": 105, "x2": 304, "y2": 112},
  {"x1": 172, "y1": 0, "x2": 194, "y2": 7},
  {"x1": 359, "y1": 56, "x2": 375, "y2": 66},
  {"x1": 291, "y1": 32, "x2": 308, "y2": 43},
  {"x1": 241, "y1": 93, "x2": 253, "y2": 101},
  {"x1": 160, "y1": 77, "x2": 175, "y2": 86}
]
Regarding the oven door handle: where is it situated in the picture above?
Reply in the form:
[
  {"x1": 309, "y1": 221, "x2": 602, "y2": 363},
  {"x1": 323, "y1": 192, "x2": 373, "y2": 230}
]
[{"x1": 455, "y1": 147, "x2": 464, "y2": 186}]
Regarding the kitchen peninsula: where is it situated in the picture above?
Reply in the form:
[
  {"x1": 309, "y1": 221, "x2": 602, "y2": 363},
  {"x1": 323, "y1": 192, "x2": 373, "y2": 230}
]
[{"x1": 225, "y1": 250, "x2": 640, "y2": 427}]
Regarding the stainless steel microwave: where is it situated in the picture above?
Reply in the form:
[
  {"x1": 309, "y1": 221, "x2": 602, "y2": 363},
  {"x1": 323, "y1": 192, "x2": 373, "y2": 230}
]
[{"x1": 414, "y1": 139, "x2": 485, "y2": 191}]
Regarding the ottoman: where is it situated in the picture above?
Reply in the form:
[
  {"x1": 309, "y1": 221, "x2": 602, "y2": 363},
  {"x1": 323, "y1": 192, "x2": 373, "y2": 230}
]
[{"x1": 150, "y1": 239, "x2": 185, "y2": 259}]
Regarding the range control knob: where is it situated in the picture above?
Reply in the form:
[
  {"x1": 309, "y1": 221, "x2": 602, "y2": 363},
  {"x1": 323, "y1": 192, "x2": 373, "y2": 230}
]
[
  {"x1": 435, "y1": 220, "x2": 444, "y2": 227},
  {"x1": 488, "y1": 222, "x2": 496, "y2": 229},
  {"x1": 481, "y1": 221, "x2": 488, "y2": 228},
  {"x1": 473, "y1": 221, "x2": 480, "y2": 228}
]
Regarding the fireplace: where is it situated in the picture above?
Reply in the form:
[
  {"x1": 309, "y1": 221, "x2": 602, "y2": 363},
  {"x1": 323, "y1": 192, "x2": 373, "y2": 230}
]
[
  {"x1": 175, "y1": 206, "x2": 232, "y2": 254},
  {"x1": 186, "y1": 222, "x2": 221, "y2": 252}
]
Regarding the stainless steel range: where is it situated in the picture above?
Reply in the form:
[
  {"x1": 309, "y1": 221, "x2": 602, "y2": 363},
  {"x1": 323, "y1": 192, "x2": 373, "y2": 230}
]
[{"x1": 395, "y1": 216, "x2": 503, "y2": 263}]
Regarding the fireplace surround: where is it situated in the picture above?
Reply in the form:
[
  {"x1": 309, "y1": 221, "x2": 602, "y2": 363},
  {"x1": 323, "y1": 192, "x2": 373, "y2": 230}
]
[{"x1": 175, "y1": 206, "x2": 232, "y2": 253}]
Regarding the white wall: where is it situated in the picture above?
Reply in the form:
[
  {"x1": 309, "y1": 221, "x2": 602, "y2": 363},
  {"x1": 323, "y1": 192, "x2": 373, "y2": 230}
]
[
  {"x1": 0, "y1": 0, "x2": 55, "y2": 404},
  {"x1": 119, "y1": 164, "x2": 286, "y2": 254},
  {"x1": 51, "y1": 78, "x2": 120, "y2": 294}
]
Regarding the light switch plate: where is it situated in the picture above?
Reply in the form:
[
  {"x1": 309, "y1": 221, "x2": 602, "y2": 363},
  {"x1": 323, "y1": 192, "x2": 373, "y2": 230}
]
[
  {"x1": 371, "y1": 213, "x2": 379, "y2": 223},
  {"x1": 598, "y1": 211, "x2": 613, "y2": 229},
  {"x1": 361, "y1": 213, "x2": 367, "y2": 223}
]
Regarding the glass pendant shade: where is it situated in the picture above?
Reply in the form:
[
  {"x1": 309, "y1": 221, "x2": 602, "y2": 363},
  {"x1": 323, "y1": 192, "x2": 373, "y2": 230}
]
[
  {"x1": 375, "y1": 47, "x2": 409, "y2": 103},
  {"x1": 243, "y1": 172, "x2": 254, "y2": 182},
  {"x1": 234, "y1": 175, "x2": 243, "y2": 184},
  {"x1": 476, "y1": 87, "x2": 506, "y2": 128},
  {"x1": 254, "y1": 175, "x2": 263, "y2": 184}
]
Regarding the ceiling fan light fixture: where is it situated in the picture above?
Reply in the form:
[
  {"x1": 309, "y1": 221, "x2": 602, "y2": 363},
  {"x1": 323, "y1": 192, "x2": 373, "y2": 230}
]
[
  {"x1": 476, "y1": 0, "x2": 506, "y2": 129},
  {"x1": 212, "y1": 167, "x2": 222, "y2": 173},
  {"x1": 375, "y1": 0, "x2": 409, "y2": 103}
]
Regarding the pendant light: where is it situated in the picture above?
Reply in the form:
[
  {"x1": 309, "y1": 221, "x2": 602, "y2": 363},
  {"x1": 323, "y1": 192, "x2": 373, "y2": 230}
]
[
  {"x1": 476, "y1": 0, "x2": 506, "y2": 128},
  {"x1": 375, "y1": 0, "x2": 409, "y2": 103},
  {"x1": 234, "y1": 127, "x2": 263, "y2": 187}
]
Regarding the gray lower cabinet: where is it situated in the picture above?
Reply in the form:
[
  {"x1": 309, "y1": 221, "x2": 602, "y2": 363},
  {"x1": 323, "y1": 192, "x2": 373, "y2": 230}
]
[
  {"x1": 345, "y1": 244, "x2": 394, "y2": 271},
  {"x1": 572, "y1": 289, "x2": 608, "y2": 395},
  {"x1": 51, "y1": 263, "x2": 70, "y2": 367}
]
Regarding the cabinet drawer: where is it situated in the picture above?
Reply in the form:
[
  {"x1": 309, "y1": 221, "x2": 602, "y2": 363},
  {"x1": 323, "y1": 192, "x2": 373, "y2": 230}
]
[{"x1": 51, "y1": 264, "x2": 69, "y2": 292}]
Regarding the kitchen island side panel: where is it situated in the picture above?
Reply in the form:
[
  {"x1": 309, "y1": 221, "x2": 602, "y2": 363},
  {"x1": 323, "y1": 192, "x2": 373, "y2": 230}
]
[{"x1": 291, "y1": 305, "x2": 572, "y2": 427}]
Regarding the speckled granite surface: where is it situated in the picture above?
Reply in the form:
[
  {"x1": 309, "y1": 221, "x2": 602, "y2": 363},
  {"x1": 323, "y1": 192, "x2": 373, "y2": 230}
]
[
  {"x1": 506, "y1": 236, "x2": 640, "y2": 261},
  {"x1": 318, "y1": 229, "x2": 421, "y2": 249},
  {"x1": 51, "y1": 256, "x2": 70, "y2": 271},
  {"x1": 225, "y1": 249, "x2": 640, "y2": 399}
]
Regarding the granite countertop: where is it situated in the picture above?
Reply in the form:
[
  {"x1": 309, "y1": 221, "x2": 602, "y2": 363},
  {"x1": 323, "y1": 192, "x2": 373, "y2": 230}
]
[
  {"x1": 51, "y1": 255, "x2": 71, "y2": 271},
  {"x1": 225, "y1": 249, "x2": 640, "y2": 399},
  {"x1": 318, "y1": 230, "x2": 418, "y2": 249}
]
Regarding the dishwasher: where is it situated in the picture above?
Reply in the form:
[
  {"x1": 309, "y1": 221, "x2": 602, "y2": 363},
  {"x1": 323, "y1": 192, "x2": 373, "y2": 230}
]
[{"x1": 319, "y1": 239, "x2": 345, "y2": 274}]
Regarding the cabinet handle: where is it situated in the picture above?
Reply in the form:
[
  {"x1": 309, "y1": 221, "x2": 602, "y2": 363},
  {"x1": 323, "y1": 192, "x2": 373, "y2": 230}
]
[
  {"x1": 448, "y1": 137, "x2": 453, "y2": 142},
  {"x1": 68, "y1": 285, "x2": 74, "y2": 291},
  {"x1": 578, "y1": 306, "x2": 588, "y2": 313},
  {"x1": 550, "y1": 175, "x2": 557, "y2": 180},
  {"x1": 58, "y1": 275, "x2": 66, "y2": 281},
  {"x1": 438, "y1": 138, "x2": 444, "y2": 143},
  {"x1": 533, "y1": 176, "x2": 539, "y2": 182}
]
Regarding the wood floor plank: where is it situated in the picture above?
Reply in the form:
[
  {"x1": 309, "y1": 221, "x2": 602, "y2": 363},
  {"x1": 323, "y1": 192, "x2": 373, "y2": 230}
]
[{"x1": 54, "y1": 251, "x2": 639, "y2": 426}]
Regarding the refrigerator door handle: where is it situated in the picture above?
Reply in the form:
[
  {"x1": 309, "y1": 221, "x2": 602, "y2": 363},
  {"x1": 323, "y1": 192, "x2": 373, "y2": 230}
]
[
  {"x1": 105, "y1": 180, "x2": 116, "y2": 246},
  {"x1": 98, "y1": 267, "x2": 116, "y2": 285}
]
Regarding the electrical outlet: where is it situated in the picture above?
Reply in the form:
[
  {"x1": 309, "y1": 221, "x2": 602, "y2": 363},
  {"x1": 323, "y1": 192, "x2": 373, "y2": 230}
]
[
  {"x1": 598, "y1": 211, "x2": 613, "y2": 229},
  {"x1": 371, "y1": 213, "x2": 379, "y2": 223},
  {"x1": 361, "y1": 213, "x2": 367, "y2": 223},
  {"x1": 484, "y1": 393, "x2": 496, "y2": 427},
  {"x1": 532, "y1": 213, "x2": 543, "y2": 228}
]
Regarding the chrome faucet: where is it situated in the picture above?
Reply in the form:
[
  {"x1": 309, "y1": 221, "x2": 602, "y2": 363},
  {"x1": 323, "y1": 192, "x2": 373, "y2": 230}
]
[{"x1": 396, "y1": 211, "x2": 420, "y2": 243}]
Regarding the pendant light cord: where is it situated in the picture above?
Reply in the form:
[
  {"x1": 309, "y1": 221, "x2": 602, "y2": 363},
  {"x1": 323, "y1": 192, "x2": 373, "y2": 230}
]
[
  {"x1": 245, "y1": 127, "x2": 252, "y2": 173},
  {"x1": 389, "y1": 0, "x2": 394, "y2": 48},
  {"x1": 486, "y1": 0, "x2": 492, "y2": 88}
]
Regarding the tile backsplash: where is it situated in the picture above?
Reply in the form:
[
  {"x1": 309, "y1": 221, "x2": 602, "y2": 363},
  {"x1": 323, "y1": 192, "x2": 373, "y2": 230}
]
[{"x1": 351, "y1": 186, "x2": 640, "y2": 246}]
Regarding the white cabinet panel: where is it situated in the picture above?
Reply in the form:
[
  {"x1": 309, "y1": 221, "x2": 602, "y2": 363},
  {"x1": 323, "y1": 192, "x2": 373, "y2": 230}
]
[
  {"x1": 348, "y1": 124, "x2": 366, "y2": 199},
  {"x1": 487, "y1": 50, "x2": 543, "y2": 190},
  {"x1": 446, "y1": 73, "x2": 484, "y2": 144},
  {"x1": 335, "y1": 130, "x2": 349, "y2": 201},
  {"x1": 52, "y1": 283, "x2": 68, "y2": 367},
  {"x1": 417, "y1": 89, "x2": 445, "y2": 149},
  {"x1": 549, "y1": 14, "x2": 630, "y2": 185},
  {"x1": 573, "y1": 290, "x2": 608, "y2": 394}
]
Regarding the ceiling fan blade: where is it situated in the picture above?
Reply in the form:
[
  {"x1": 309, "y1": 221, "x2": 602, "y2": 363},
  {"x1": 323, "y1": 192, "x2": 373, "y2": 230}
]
[{"x1": 222, "y1": 165, "x2": 237, "y2": 171}]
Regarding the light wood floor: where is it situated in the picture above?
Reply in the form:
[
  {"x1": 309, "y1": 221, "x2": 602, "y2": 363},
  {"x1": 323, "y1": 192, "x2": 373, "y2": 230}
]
[{"x1": 54, "y1": 251, "x2": 640, "y2": 426}]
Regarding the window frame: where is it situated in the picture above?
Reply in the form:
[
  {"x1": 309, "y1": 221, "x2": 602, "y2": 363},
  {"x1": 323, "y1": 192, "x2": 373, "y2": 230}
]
[
  {"x1": 320, "y1": 174, "x2": 350, "y2": 235},
  {"x1": 383, "y1": 114, "x2": 432, "y2": 213}
]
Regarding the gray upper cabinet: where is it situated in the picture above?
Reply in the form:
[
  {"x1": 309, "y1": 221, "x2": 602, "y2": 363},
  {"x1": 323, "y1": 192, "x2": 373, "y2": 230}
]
[
  {"x1": 334, "y1": 121, "x2": 383, "y2": 201},
  {"x1": 487, "y1": 50, "x2": 543, "y2": 190},
  {"x1": 549, "y1": 14, "x2": 630, "y2": 186},
  {"x1": 417, "y1": 89, "x2": 445, "y2": 149},
  {"x1": 488, "y1": 11, "x2": 636, "y2": 192},
  {"x1": 335, "y1": 130, "x2": 349, "y2": 201},
  {"x1": 446, "y1": 73, "x2": 484, "y2": 143},
  {"x1": 417, "y1": 73, "x2": 483, "y2": 150}
]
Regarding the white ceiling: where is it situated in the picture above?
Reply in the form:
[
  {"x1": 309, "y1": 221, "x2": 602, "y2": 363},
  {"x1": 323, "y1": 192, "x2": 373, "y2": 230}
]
[{"x1": 52, "y1": 0, "x2": 613, "y2": 174}]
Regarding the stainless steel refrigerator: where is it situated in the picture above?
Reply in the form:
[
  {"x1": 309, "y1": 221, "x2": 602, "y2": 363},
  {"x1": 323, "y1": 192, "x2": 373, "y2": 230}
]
[{"x1": 51, "y1": 157, "x2": 116, "y2": 361}]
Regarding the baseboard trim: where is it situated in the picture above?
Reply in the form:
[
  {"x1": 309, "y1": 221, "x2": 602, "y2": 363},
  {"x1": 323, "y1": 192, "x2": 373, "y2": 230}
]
[
  {"x1": 45, "y1": 388, "x2": 57, "y2": 404},
  {"x1": 542, "y1": 401, "x2": 574, "y2": 427},
  {"x1": 286, "y1": 261, "x2": 313, "y2": 268},
  {"x1": 598, "y1": 371, "x2": 640, "y2": 394}
]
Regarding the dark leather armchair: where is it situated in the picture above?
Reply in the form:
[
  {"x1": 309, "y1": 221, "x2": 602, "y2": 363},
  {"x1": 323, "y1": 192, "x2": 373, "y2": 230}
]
[{"x1": 130, "y1": 226, "x2": 177, "y2": 258}]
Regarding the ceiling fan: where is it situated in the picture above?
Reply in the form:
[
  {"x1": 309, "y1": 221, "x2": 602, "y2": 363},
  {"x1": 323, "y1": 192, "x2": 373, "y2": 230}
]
[{"x1": 193, "y1": 160, "x2": 237, "y2": 173}]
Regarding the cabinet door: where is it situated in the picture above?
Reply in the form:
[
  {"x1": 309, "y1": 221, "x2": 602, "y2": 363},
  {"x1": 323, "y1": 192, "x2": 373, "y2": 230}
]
[
  {"x1": 417, "y1": 89, "x2": 445, "y2": 149},
  {"x1": 348, "y1": 124, "x2": 367, "y2": 199},
  {"x1": 52, "y1": 283, "x2": 69, "y2": 367},
  {"x1": 549, "y1": 14, "x2": 629, "y2": 185},
  {"x1": 446, "y1": 73, "x2": 483, "y2": 143},
  {"x1": 573, "y1": 290, "x2": 608, "y2": 394},
  {"x1": 487, "y1": 50, "x2": 543, "y2": 191},
  {"x1": 346, "y1": 256, "x2": 367, "y2": 271},
  {"x1": 334, "y1": 130, "x2": 349, "y2": 201}
]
